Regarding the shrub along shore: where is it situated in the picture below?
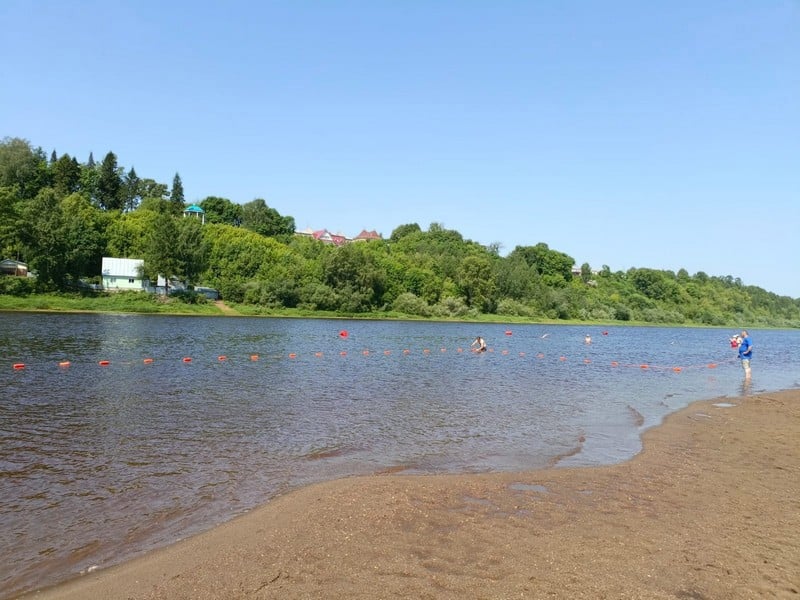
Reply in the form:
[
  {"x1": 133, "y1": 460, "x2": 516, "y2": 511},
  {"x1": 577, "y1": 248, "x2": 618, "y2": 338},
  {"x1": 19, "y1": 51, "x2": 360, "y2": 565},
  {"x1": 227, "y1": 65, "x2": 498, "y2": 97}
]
[{"x1": 0, "y1": 291, "x2": 769, "y2": 327}]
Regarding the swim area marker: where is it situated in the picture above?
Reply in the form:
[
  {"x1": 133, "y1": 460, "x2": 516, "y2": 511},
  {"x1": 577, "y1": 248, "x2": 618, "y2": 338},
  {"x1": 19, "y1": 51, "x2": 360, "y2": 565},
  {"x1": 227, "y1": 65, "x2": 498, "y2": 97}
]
[{"x1": 7, "y1": 347, "x2": 737, "y2": 374}]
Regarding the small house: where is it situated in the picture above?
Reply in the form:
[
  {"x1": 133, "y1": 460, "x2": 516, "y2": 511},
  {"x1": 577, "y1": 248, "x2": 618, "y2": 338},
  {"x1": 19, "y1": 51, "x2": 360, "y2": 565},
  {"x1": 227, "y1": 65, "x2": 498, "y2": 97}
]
[
  {"x1": 312, "y1": 229, "x2": 349, "y2": 246},
  {"x1": 101, "y1": 257, "x2": 147, "y2": 291}
]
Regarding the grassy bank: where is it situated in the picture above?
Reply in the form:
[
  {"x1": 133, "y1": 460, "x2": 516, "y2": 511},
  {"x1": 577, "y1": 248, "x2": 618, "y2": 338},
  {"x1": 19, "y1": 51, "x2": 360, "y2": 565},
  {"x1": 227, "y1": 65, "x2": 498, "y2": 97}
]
[
  {"x1": 0, "y1": 292, "x2": 225, "y2": 316},
  {"x1": 0, "y1": 292, "x2": 716, "y2": 328},
  {"x1": 0, "y1": 292, "x2": 582, "y2": 324}
]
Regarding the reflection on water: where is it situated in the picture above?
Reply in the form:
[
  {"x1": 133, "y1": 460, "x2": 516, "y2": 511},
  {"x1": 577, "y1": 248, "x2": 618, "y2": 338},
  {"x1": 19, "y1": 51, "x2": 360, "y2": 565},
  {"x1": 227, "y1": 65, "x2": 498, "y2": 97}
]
[{"x1": 1, "y1": 313, "x2": 799, "y2": 598}]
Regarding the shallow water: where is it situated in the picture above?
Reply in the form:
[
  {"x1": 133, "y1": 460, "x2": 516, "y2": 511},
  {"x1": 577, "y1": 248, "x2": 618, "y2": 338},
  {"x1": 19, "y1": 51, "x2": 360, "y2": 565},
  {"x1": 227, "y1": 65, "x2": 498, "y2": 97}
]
[{"x1": 1, "y1": 313, "x2": 798, "y2": 598}]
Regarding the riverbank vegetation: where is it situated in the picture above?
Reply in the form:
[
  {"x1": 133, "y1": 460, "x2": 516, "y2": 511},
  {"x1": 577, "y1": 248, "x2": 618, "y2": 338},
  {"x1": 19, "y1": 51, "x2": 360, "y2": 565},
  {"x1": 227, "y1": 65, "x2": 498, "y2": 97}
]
[{"x1": 2, "y1": 137, "x2": 799, "y2": 327}]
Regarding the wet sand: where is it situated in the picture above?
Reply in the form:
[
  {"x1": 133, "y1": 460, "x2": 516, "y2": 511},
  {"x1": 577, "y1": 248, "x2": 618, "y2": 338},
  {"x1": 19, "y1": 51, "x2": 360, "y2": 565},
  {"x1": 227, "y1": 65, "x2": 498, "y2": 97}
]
[{"x1": 21, "y1": 390, "x2": 800, "y2": 599}]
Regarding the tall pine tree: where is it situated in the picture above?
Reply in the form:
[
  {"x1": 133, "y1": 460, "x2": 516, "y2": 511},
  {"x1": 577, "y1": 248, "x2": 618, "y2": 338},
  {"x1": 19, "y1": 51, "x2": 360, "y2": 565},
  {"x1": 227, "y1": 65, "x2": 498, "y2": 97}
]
[
  {"x1": 96, "y1": 151, "x2": 123, "y2": 210},
  {"x1": 123, "y1": 167, "x2": 141, "y2": 212},
  {"x1": 170, "y1": 172, "x2": 185, "y2": 215}
]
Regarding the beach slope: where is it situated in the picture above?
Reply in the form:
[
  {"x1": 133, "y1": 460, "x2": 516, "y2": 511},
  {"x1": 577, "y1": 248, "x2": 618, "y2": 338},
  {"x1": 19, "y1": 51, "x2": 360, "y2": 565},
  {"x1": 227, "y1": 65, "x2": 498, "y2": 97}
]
[{"x1": 23, "y1": 390, "x2": 800, "y2": 599}]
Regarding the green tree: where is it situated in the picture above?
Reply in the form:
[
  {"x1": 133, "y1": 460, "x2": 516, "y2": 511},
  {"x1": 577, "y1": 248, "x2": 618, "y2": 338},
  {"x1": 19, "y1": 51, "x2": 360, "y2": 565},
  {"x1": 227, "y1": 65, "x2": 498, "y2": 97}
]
[
  {"x1": 139, "y1": 178, "x2": 169, "y2": 201},
  {"x1": 0, "y1": 186, "x2": 22, "y2": 257},
  {"x1": 105, "y1": 210, "x2": 159, "y2": 258},
  {"x1": 142, "y1": 217, "x2": 181, "y2": 292},
  {"x1": 170, "y1": 172, "x2": 185, "y2": 215},
  {"x1": 322, "y1": 243, "x2": 384, "y2": 312},
  {"x1": 510, "y1": 243, "x2": 574, "y2": 281},
  {"x1": 142, "y1": 215, "x2": 208, "y2": 290},
  {"x1": 399, "y1": 265, "x2": 443, "y2": 304},
  {"x1": 0, "y1": 137, "x2": 49, "y2": 199},
  {"x1": 200, "y1": 196, "x2": 242, "y2": 226},
  {"x1": 123, "y1": 167, "x2": 141, "y2": 212},
  {"x1": 174, "y1": 217, "x2": 209, "y2": 286},
  {"x1": 51, "y1": 154, "x2": 82, "y2": 197},
  {"x1": 240, "y1": 198, "x2": 295, "y2": 239},
  {"x1": 496, "y1": 253, "x2": 535, "y2": 301},
  {"x1": 203, "y1": 223, "x2": 270, "y2": 286},
  {"x1": 458, "y1": 255, "x2": 497, "y2": 313},
  {"x1": 580, "y1": 263, "x2": 592, "y2": 284},
  {"x1": 629, "y1": 268, "x2": 680, "y2": 302},
  {"x1": 389, "y1": 222, "x2": 421, "y2": 242},
  {"x1": 202, "y1": 223, "x2": 307, "y2": 303},
  {"x1": 79, "y1": 161, "x2": 99, "y2": 201},
  {"x1": 60, "y1": 193, "x2": 107, "y2": 280},
  {"x1": 96, "y1": 151, "x2": 123, "y2": 210},
  {"x1": 18, "y1": 188, "x2": 69, "y2": 288}
]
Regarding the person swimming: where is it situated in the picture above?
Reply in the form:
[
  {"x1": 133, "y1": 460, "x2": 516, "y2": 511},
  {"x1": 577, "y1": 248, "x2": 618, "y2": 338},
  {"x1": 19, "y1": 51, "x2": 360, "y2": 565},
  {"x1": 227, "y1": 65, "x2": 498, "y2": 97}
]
[{"x1": 471, "y1": 336, "x2": 487, "y2": 352}]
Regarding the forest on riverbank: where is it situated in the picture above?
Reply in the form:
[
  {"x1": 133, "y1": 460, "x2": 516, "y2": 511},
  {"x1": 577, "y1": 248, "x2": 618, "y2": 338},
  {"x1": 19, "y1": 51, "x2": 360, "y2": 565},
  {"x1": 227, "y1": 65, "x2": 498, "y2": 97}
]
[{"x1": 2, "y1": 137, "x2": 798, "y2": 327}]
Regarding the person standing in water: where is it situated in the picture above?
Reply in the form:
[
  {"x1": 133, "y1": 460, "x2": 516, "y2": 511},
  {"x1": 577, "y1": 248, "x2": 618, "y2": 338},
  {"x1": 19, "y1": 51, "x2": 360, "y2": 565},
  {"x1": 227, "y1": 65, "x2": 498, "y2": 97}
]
[
  {"x1": 471, "y1": 336, "x2": 487, "y2": 352},
  {"x1": 738, "y1": 330, "x2": 753, "y2": 380}
]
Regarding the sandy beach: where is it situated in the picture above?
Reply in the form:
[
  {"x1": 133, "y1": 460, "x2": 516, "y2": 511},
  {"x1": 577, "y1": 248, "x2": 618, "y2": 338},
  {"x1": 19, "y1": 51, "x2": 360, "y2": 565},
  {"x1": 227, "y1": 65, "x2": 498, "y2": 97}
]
[{"x1": 19, "y1": 389, "x2": 800, "y2": 600}]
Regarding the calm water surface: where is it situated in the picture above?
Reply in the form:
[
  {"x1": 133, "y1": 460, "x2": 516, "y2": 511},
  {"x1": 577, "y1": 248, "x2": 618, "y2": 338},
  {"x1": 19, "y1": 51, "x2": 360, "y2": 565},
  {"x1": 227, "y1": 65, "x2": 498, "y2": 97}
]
[{"x1": 1, "y1": 313, "x2": 799, "y2": 598}]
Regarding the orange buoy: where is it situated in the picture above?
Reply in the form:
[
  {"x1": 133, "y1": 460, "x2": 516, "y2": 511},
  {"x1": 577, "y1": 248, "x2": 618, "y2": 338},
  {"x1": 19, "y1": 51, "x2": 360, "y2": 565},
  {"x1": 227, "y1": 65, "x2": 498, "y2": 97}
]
[
  {"x1": 250, "y1": 354, "x2": 259, "y2": 361},
  {"x1": 672, "y1": 367, "x2": 682, "y2": 372},
  {"x1": 13, "y1": 363, "x2": 25, "y2": 370},
  {"x1": 583, "y1": 358, "x2": 591, "y2": 364},
  {"x1": 559, "y1": 356, "x2": 566, "y2": 361},
  {"x1": 182, "y1": 357, "x2": 192, "y2": 363},
  {"x1": 505, "y1": 330, "x2": 512, "y2": 336},
  {"x1": 339, "y1": 330, "x2": 348, "y2": 338},
  {"x1": 384, "y1": 350, "x2": 391, "y2": 355},
  {"x1": 602, "y1": 331, "x2": 609, "y2": 335},
  {"x1": 362, "y1": 350, "x2": 370, "y2": 356},
  {"x1": 640, "y1": 364, "x2": 649, "y2": 369},
  {"x1": 537, "y1": 353, "x2": 545, "y2": 359},
  {"x1": 98, "y1": 360, "x2": 110, "y2": 366},
  {"x1": 519, "y1": 352, "x2": 526, "y2": 357},
  {"x1": 59, "y1": 361, "x2": 71, "y2": 368},
  {"x1": 423, "y1": 349, "x2": 430, "y2": 354},
  {"x1": 707, "y1": 363, "x2": 717, "y2": 369},
  {"x1": 501, "y1": 350, "x2": 509, "y2": 355},
  {"x1": 288, "y1": 353, "x2": 297, "y2": 359},
  {"x1": 610, "y1": 361, "x2": 619, "y2": 367},
  {"x1": 314, "y1": 352, "x2": 323, "y2": 358},
  {"x1": 143, "y1": 358, "x2": 154, "y2": 364},
  {"x1": 403, "y1": 349, "x2": 410, "y2": 355},
  {"x1": 340, "y1": 351, "x2": 347, "y2": 356},
  {"x1": 218, "y1": 355, "x2": 227, "y2": 361}
]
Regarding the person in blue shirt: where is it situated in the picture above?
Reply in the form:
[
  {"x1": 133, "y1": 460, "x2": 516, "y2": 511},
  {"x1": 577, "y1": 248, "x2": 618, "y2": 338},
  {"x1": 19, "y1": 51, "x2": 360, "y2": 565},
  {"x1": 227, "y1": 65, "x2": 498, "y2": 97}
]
[{"x1": 738, "y1": 330, "x2": 753, "y2": 380}]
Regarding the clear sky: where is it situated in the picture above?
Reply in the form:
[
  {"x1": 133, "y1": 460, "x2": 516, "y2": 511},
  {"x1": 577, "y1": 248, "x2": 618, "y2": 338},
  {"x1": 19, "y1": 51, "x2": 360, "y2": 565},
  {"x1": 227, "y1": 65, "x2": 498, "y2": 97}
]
[{"x1": 2, "y1": 1, "x2": 798, "y2": 297}]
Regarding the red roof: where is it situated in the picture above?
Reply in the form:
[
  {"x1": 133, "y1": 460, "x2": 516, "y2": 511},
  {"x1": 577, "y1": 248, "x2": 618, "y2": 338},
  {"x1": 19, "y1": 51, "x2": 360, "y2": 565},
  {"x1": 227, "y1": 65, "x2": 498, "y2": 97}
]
[{"x1": 354, "y1": 229, "x2": 381, "y2": 241}]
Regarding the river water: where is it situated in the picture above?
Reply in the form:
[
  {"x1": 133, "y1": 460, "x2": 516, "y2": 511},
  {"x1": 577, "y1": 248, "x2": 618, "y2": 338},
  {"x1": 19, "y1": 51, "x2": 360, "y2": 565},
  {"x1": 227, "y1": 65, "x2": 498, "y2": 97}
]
[{"x1": 1, "y1": 312, "x2": 799, "y2": 598}]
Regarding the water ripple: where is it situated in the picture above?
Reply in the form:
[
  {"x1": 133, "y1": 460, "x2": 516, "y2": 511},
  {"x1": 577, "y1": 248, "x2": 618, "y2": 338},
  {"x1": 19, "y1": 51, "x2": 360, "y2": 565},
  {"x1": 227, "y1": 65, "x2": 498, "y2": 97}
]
[{"x1": 1, "y1": 314, "x2": 799, "y2": 598}]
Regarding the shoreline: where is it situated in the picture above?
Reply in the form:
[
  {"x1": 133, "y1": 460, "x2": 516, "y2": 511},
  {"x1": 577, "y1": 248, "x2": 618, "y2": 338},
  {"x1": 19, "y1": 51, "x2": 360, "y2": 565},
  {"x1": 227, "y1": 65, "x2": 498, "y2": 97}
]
[
  {"x1": 17, "y1": 389, "x2": 800, "y2": 600},
  {"x1": 1, "y1": 302, "x2": 774, "y2": 329}
]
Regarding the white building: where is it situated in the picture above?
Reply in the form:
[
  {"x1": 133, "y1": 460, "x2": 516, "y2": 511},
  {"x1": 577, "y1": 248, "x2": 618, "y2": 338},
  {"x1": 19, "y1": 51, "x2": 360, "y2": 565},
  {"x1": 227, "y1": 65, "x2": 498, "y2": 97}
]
[{"x1": 101, "y1": 257, "x2": 147, "y2": 291}]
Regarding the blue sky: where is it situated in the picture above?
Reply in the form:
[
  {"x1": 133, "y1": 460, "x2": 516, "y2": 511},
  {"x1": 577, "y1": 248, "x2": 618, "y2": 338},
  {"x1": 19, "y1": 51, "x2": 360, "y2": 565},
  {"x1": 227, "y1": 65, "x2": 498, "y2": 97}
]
[{"x1": 2, "y1": 1, "x2": 798, "y2": 298}]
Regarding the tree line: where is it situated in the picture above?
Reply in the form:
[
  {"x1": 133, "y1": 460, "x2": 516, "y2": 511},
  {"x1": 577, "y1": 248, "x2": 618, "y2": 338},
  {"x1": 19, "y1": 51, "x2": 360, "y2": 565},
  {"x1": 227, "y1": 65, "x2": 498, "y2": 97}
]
[{"x1": 1, "y1": 137, "x2": 798, "y2": 328}]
